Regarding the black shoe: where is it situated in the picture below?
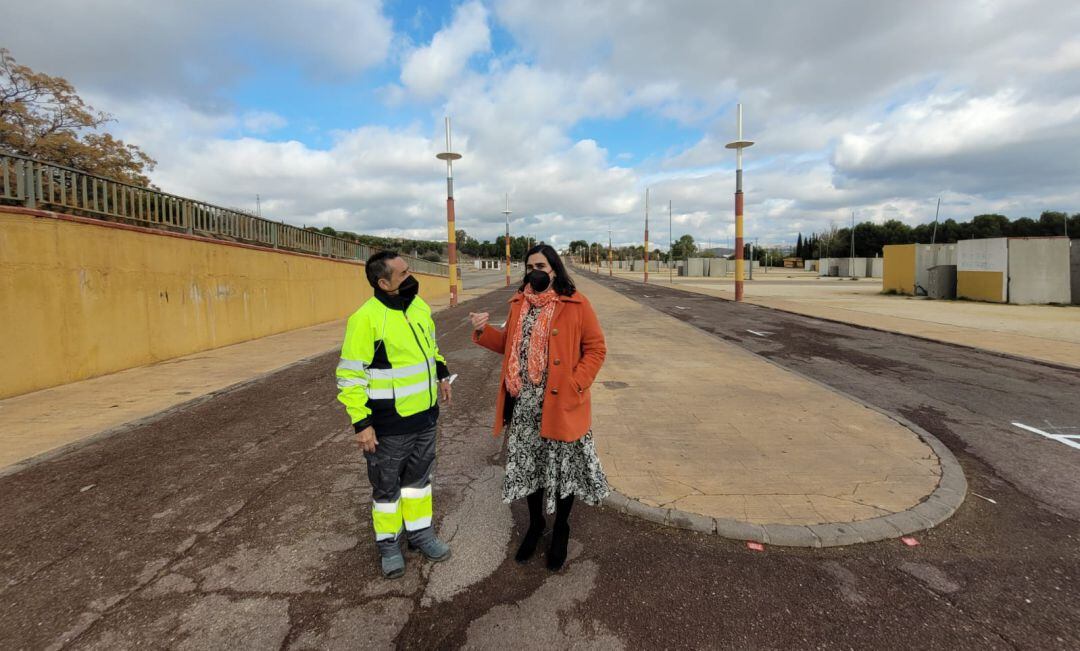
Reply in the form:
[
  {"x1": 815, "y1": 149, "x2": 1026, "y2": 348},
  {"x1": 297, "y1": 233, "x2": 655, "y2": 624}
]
[
  {"x1": 515, "y1": 522, "x2": 546, "y2": 564},
  {"x1": 546, "y1": 524, "x2": 570, "y2": 571}
]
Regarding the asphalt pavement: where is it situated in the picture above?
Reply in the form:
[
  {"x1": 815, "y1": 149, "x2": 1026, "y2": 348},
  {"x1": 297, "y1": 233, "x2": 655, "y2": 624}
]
[{"x1": 0, "y1": 280, "x2": 1077, "y2": 649}]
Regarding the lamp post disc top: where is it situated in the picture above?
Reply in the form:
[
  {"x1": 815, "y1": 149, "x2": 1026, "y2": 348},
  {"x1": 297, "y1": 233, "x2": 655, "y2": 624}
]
[
  {"x1": 725, "y1": 140, "x2": 755, "y2": 149},
  {"x1": 436, "y1": 152, "x2": 462, "y2": 160}
]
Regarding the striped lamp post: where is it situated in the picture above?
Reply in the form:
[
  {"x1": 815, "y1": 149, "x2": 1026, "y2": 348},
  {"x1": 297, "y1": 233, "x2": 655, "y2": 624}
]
[
  {"x1": 436, "y1": 117, "x2": 462, "y2": 306},
  {"x1": 725, "y1": 104, "x2": 754, "y2": 302}
]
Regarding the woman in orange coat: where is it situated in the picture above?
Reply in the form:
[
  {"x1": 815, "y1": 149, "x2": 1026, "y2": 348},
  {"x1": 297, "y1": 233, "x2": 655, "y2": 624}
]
[{"x1": 470, "y1": 244, "x2": 608, "y2": 571}]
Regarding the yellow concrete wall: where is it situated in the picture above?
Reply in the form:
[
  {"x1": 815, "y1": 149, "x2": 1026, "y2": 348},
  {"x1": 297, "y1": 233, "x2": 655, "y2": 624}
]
[
  {"x1": 957, "y1": 270, "x2": 1006, "y2": 303},
  {"x1": 0, "y1": 210, "x2": 449, "y2": 398},
  {"x1": 882, "y1": 244, "x2": 916, "y2": 294}
]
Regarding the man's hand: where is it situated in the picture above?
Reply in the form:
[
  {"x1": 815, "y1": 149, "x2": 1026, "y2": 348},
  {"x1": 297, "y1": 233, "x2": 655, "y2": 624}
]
[
  {"x1": 356, "y1": 426, "x2": 378, "y2": 454},
  {"x1": 469, "y1": 311, "x2": 489, "y2": 332},
  {"x1": 440, "y1": 379, "x2": 452, "y2": 404}
]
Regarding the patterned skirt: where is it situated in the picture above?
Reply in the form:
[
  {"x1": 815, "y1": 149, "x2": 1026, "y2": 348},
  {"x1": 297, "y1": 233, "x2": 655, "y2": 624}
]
[{"x1": 502, "y1": 380, "x2": 610, "y2": 514}]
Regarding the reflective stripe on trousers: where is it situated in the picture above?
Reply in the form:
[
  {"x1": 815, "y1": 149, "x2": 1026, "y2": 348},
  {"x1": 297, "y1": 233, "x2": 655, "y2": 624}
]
[
  {"x1": 364, "y1": 424, "x2": 437, "y2": 551},
  {"x1": 372, "y1": 499, "x2": 402, "y2": 541},
  {"x1": 400, "y1": 485, "x2": 433, "y2": 530}
]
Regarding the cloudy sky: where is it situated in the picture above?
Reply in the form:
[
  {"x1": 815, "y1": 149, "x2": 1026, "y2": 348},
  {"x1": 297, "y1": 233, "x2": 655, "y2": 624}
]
[{"x1": 3, "y1": 0, "x2": 1079, "y2": 250}]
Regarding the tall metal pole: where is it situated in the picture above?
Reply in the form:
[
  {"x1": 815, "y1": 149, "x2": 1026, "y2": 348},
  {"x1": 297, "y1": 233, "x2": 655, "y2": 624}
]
[
  {"x1": 753, "y1": 238, "x2": 759, "y2": 278},
  {"x1": 749, "y1": 239, "x2": 754, "y2": 280},
  {"x1": 725, "y1": 104, "x2": 754, "y2": 301},
  {"x1": 608, "y1": 226, "x2": 613, "y2": 277},
  {"x1": 436, "y1": 117, "x2": 462, "y2": 306},
  {"x1": 502, "y1": 193, "x2": 512, "y2": 287},
  {"x1": 644, "y1": 188, "x2": 650, "y2": 284},
  {"x1": 850, "y1": 210, "x2": 856, "y2": 278},
  {"x1": 930, "y1": 197, "x2": 941, "y2": 245},
  {"x1": 669, "y1": 200, "x2": 673, "y2": 284}
]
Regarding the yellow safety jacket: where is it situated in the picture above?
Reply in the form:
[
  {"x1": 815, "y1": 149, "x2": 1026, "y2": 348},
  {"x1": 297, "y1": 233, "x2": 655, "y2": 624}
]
[{"x1": 336, "y1": 293, "x2": 447, "y2": 435}]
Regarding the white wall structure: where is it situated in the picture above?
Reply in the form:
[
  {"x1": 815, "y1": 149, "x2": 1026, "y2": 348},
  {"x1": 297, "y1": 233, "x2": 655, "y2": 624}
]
[
  {"x1": 630, "y1": 258, "x2": 660, "y2": 270},
  {"x1": 686, "y1": 258, "x2": 706, "y2": 276},
  {"x1": 632, "y1": 260, "x2": 661, "y2": 272},
  {"x1": 915, "y1": 244, "x2": 958, "y2": 295},
  {"x1": 1007, "y1": 238, "x2": 1071, "y2": 304},
  {"x1": 837, "y1": 257, "x2": 868, "y2": 277},
  {"x1": 1071, "y1": 240, "x2": 1080, "y2": 305},
  {"x1": 819, "y1": 258, "x2": 842, "y2": 276},
  {"x1": 957, "y1": 238, "x2": 1008, "y2": 302},
  {"x1": 869, "y1": 258, "x2": 883, "y2": 278}
]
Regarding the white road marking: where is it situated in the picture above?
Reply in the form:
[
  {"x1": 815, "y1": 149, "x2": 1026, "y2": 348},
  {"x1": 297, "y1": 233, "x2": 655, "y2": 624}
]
[
  {"x1": 674, "y1": 306, "x2": 688, "y2": 310},
  {"x1": 1011, "y1": 422, "x2": 1080, "y2": 450},
  {"x1": 971, "y1": 492, "x2": 998, "y2": 504},
  {"x1": 746, "y1": 329, "x2": 772, "y2": 337}
]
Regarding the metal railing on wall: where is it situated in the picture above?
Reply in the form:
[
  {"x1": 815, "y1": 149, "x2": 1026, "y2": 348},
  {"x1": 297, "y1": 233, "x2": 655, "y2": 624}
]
[{"x1": 0, "y1": 151, "x2": 449, "y2": 277}]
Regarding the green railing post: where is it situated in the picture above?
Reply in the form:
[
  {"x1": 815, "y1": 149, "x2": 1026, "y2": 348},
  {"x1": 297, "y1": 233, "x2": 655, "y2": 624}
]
[{"x1": 23, "y1": 161, "x2": 36, "y2": 209}]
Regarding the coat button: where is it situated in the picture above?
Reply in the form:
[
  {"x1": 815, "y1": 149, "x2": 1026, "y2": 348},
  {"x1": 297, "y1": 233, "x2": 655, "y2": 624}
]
[
  {"x1": 551, "y1": 388, "x2": 559, "y2": 395},
  {"x1": 553, "y1": 359, "x2": 561, "y2": 365},
  {"x1": 552, "y1": 328, "x2": 559, "y2": 335}
]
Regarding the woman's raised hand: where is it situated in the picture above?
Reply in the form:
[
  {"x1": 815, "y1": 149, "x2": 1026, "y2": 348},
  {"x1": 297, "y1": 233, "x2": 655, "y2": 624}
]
[{"x1": 469, "y1": 311, "x2": 490, "y2": 332}]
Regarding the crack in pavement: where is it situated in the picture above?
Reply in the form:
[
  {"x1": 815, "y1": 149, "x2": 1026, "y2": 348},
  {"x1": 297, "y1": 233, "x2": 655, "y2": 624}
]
[{"x1": 62, "y1": 429, "x2": 341, "y2": 649}]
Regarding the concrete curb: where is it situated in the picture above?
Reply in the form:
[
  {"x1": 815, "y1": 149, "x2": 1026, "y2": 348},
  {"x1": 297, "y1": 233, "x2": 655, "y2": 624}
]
[
  {"x1": 602, "y1": 406, "x2": 966, "y2": 548},
  {"x1": 590, "y1": 271, "x2": 969, "y2": 548}
]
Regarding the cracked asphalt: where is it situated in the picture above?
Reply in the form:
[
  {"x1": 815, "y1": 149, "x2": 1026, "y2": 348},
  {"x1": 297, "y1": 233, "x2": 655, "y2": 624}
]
[{"x1": 1, "y1": 280, "x2": 1078, "y2": 649}]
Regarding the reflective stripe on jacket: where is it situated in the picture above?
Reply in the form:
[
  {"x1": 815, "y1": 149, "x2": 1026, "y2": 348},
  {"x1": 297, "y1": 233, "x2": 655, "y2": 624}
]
[{"x1": 337, "y1": 295, "x2": 445, "y2": 427}]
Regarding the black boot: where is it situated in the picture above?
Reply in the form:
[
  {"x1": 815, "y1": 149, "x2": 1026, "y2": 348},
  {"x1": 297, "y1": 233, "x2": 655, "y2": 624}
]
[
  {"x1": 546, "y1": 494, "x2": 574, "y2": 571},
  {"x1": 515, "y1": 489, "x2": 546, "y2": 563}
]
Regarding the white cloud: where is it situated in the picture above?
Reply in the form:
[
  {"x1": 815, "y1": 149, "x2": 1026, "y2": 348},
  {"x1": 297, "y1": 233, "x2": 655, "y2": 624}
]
[
  {"x1": 832, "y1": 90, "x2": 1080, "y2": 175},
  {"x1": 0, "y1": 0, "x2": 393, "y2": 102},
  {"x1": 400, "y1": 1, "x2": 491, "y2": 99},
  {"x1": 241, "y1": 111, "x2": 288, "y2": 135},
  {"x1": 5, "y1": 0, "x2": 1080, "y2": 251}
]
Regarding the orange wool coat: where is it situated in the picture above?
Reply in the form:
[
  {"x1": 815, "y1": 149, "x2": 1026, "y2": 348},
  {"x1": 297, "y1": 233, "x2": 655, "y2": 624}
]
[{"x1": 472, "y1": 290, "x2": 606, "y2": 442}]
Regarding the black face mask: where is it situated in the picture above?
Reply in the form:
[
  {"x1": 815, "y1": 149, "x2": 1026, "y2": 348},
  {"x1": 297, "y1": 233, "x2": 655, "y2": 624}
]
[
  {"x1": 527, "y1": 269, "x2": 552, "y2": 292},
  {"x1": 394, "y1": 275, "x2": 420, "y2": 299}
]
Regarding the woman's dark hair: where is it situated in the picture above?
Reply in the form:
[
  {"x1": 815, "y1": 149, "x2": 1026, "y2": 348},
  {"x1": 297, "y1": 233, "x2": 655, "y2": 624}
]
[{"x1": 519, "y1": 243, "x2": 576, "y2": 297}]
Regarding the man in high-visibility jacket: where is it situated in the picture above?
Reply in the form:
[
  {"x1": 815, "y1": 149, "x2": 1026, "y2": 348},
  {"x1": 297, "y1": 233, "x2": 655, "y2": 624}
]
[{"x1": 337, "y1": 250, "x2": 453, "y2": 579}]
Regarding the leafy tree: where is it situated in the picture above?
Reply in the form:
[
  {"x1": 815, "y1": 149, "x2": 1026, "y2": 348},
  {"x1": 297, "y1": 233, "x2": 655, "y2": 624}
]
[
  {"x1": 566, "y1": 240, "x2": 589, "y2": 262},
  {"x1": 0, "y1": 48, "x2": 155, "y2": 185},
  {"x1": 970, "y1": 214, "x2": 1009, "y2": 239},
  {"x1": 1037, "y1": 211, "x2": 1069, "y2": 236},
  {"x1": 670, "y1": 234, "x2": 697, "y2": 259}
]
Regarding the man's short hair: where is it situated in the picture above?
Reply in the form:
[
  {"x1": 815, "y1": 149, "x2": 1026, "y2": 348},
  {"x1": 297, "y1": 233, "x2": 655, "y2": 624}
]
[{"x1": 366, "y1": 250, "x2": 399, "y2": 288}]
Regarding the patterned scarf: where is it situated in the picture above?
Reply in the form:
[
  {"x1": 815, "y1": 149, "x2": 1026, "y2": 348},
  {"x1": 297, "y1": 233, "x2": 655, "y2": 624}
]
[{"x1": 505, "y1": 286, "x2": 559, "y2": 397}]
